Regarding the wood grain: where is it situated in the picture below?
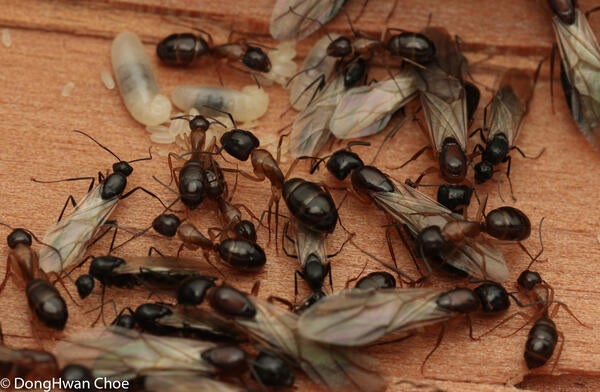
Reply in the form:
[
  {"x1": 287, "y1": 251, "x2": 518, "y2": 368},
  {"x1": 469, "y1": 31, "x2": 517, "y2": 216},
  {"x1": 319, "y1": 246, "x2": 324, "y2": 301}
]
[{"x1": 0, "y1": 0, "x2": 599, "y2": 391}]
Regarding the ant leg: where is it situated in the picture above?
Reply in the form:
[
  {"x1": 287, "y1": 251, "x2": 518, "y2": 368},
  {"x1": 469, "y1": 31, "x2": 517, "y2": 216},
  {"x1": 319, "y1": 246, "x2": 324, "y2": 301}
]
[
  {"x1": 150, "y1": 246, "x2": 169, "y2": 257},
  {"x1": 405, "y1": 166, "x2": 438, "y2": 187},
  {"x1": 477, "y1": 310, "x2": 529, "y2": 339},
  {"x1": 111, "y1": 306, "x2": 135, "y2": 326},
  {"x1": 267, "y1": 295, "x2": 294, "y2": 311},
  {"x1": 120, "y1": 186, "x2": 170, "y2": 209},
  {"x1": 510, "y1": 145, "x2": 545, "y2": 160},
  {"x1": 0, "y1": 259, "x2": 13, "y2": 294},
  {"x1": 393, "y1": 145, "x2": 431, "y2": 169},
  {"x1": 420, "y1": 324, "x2": 445, "y2": 376},
  {"x1": 326, "y1": 232, "x2": 353, "y2": 258},
  {"x1": 281, "y1": 221, "x2": 297, "y2": 258},
  {"x1": 84, "y1": 220, "x2": 119, "y2": 254},
  {"x1": 549, "y1": 329, "x2": 565, "y2": 374},
  {"x1": 51, "y1": 272, "x2": 80, "y2": 307},
  {"x1": 585, "y1": 6, "x2": 600, "y2": 19}
]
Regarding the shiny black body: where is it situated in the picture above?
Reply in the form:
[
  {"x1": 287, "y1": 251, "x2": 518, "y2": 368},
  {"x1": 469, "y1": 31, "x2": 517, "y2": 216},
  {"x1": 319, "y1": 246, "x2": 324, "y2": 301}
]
[
  {"x1": 242, "y1": 46, "x2": 271, "y2": 72},
  {"x1": 178, "y1": 162, "x2": 206, "y2": 210},
  {"x1": 233, "y1": 220, "x2": 257, "y2": 242},
  {"x1": 326, "y1": 149, "x2": 364, "y2": 180},
  {"x1": 26, "y1": 279, "x2": 68, "y2": 330},
  {"x1": 351, "y1": 165, "x2": 395, "y2": 194},
  {"x1": 343, "y1": 58, "x2": 367, "y2": 88},
  {"x1": 217, "y1": 239, "x2": 266, "y2": 270},
  {"x1": 74, "y1": 274, "x2": 94, "y2": 299},
  {"x1": 156, "y1": 33, "x2": 211, "y2": 66},
  {"x1": 204, "y1": 161, "x2": 226, "y2": 200},
  {"x1": 59, "y1": 365, "x2": 94, "y2": 392},
  {"x1": 485, "y1": 207, "x2": 531, "y2": 241},
  {"x1": 439, "y1": 138, "x2": 468, "y2": 183},
  {"x1": 220, "y1": 129, "x2": 260, "y2": 161},
  {"x1": 436, "y1": 288, "x2": 480, "y2": 313},
  {"x1": 517, "y1": 270, "x2": 543, "y2": 291},
  {"x1": 386, "y1": 32, "x2": 436, "y2": 64},
  {"x1": 525, "y1": 317, "x2": 558, "y2": 369},
  {"x1": 209, "y1": 285, "x2": 256, "y2": 318},
  {"x1": 282, "y1": 179, "x2": 338, "y2": 234},
  {"x1": 152, "y1": 214, "x2": 181, "y2": 237},
  {"x1": 355, "y1": 271, "x2": 397, "y2": 290},
  {"x1": 436, "y1": 184, "x2": 473, "y2": 213},
  {"x1": 101, "y1": 162, "x2": 133, "y2": 200},
  {"x1": 177, "y1": 276, "x2": 217, "y2": 305},
  {"x1": 202, "y1": 346, "x2": 247, "y2": 372},
  {"x1": 474, "y1": 283, "x2": 510, "y2": 313},
  {"x1": 4, "y1": 229, "x2": 69, "y2": 330},
  {"x1": 221, "y1": 129, "x2": 260, "y2": 161},
  {"x1": 327, "y1": 36, "x2": 353, "y2": 57},
  {"x1": 251, "y1": 351, "x2": 295, "y2": 387}
]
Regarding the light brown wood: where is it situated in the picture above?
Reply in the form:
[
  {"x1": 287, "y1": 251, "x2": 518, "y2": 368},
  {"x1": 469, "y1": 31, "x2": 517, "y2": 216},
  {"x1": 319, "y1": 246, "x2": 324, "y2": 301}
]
[{"x1": 0, "y1": 0, "x2": 599, "y2": 391}]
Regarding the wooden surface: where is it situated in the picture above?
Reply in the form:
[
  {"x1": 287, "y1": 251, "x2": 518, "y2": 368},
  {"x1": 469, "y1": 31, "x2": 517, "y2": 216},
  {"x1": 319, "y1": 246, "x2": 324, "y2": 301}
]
[{"x1": 0, "y1": 0, "x2": 599, "y2": 391}]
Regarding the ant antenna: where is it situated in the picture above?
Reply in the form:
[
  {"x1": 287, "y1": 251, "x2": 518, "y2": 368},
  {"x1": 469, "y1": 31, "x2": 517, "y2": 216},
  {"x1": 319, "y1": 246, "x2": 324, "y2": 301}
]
[
  {"x1": 128, "y1": 146, "x2": 153, "y2": 164},
  {"x1": 73, "y1": 130, "x2": 122, "y2": 162}
]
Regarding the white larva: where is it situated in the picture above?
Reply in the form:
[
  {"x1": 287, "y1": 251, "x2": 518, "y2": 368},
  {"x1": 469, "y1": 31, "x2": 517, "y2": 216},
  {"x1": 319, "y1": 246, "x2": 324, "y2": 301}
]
[
  {"x1": 171, "y1": 85, "x2": 269, "y2": 123},
  {"x1": 61, "y1": 81, "x2": 75, "y2": 97},
  {"x1": 2, "y1": 28, "x2": 11, "y2": 48},
  {"x1": 111, "y1": 31, "x2": 172, "y2": 126},
  {"x1": 100, "y1": 69, "x2": 116, "y2": 90}
]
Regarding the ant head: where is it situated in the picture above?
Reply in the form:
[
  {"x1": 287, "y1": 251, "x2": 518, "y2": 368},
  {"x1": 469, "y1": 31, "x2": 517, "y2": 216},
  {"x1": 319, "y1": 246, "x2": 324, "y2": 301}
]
[
  {"x1": 113, "y1": 161, "x2": 133, "y2": 177},
  {"x1": 7, "y1": 228, "x2": 32, "y2": 249},
  {"x1": 75, "y1": 274, "x2": 95, "y2": 299},
  {"x1": 474, "y1": 161, "x2": 494, "y2": 184},
  {"x1": 243, "y1": 46, "x2": 271, "y2": 73},
  {"x1": 326, "y1": 149, "x2": 364, "y2": 180},
  {"x1": 152, "y1": 214, "x2": 181, "y2": 237},
  {"x1": 189, "y1": 115, "x2": 211, "y2": 132},
  {"x1": 177, "y1": 275, "x2": 217, "y2": 305},
  {"x1": 474, "y1": 282, "x2": 510, "y2": 313},
  {"x1": 416, "y1": 226, "x2": 453, "y2": 264},
  {"x1": 517, "y1": 270, "x2": 543, "y2": 291},
  {"x1": 233, "y1": 220, "x2": 257, "y2": 242},
  {"x1": 303, "y1": 255, "x2": 328, "y2": 291},
  {"x1": 327, "y1": 36, "x2": 352, "y2": 58},
  {"x1": 220, "y1": 129, "x2": 260, "y2": 161},
  {"x1": 89, "y1": 255, "x2": 125, "y2": 283},
  {"x1": 547, "y1": 0, "x2": 576, "y2": 24}
]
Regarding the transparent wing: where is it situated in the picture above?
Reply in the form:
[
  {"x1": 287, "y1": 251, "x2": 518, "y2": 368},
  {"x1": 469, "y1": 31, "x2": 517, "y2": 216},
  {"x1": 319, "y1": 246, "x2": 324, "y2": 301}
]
[
  {"x1": 40, "y1": 185, "x2": 118, "y2": 273},
  {"x1": 144, "y1": 374, "x2": 246, "y2": 392},
  {"x1": 370, "y1": 180, "x2": 508, "y2": 282},
  {"x1": 422, "y1": 27, "x2": 469, "y2": 81},
  {"x1": 417, "y1": 65, "x2": 468, "y2": 151},
  {"x1": 330, "y1": 70, "x2": 418, "y2": 139},
  {"x1": 294, "y1": 222, "x2": 327, "y2": 268},
  {"x1": 151, "y1": 305, "x2": 246, "y2": 341},
  {"x1": 270, "y1": 0, "x2": 346, "y2": 41},
  {"x1": 234, "y1": 297, "x2": 387, "y2": 392},
  {"x1": 54, "y1": 326, "x2": 217, "y2": 380},
  {"x1": 488, "y1": 68, "x2": 535, "y2": 144},
  {"x1": 553, "y1": 10, "x2": 600, "y2": 150},
  {"x1": 289, "y1": 75, "x2": 344, "y2": 158},
  {"x1": 112, "y1": 256, "x2": 204, "y2": 275},
  {"x1": 290, "y1": 34, "x2": 340, "y2": 111},
  {"x1": 297, "y1": 287, "x2": 450, "y2": 346}
]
